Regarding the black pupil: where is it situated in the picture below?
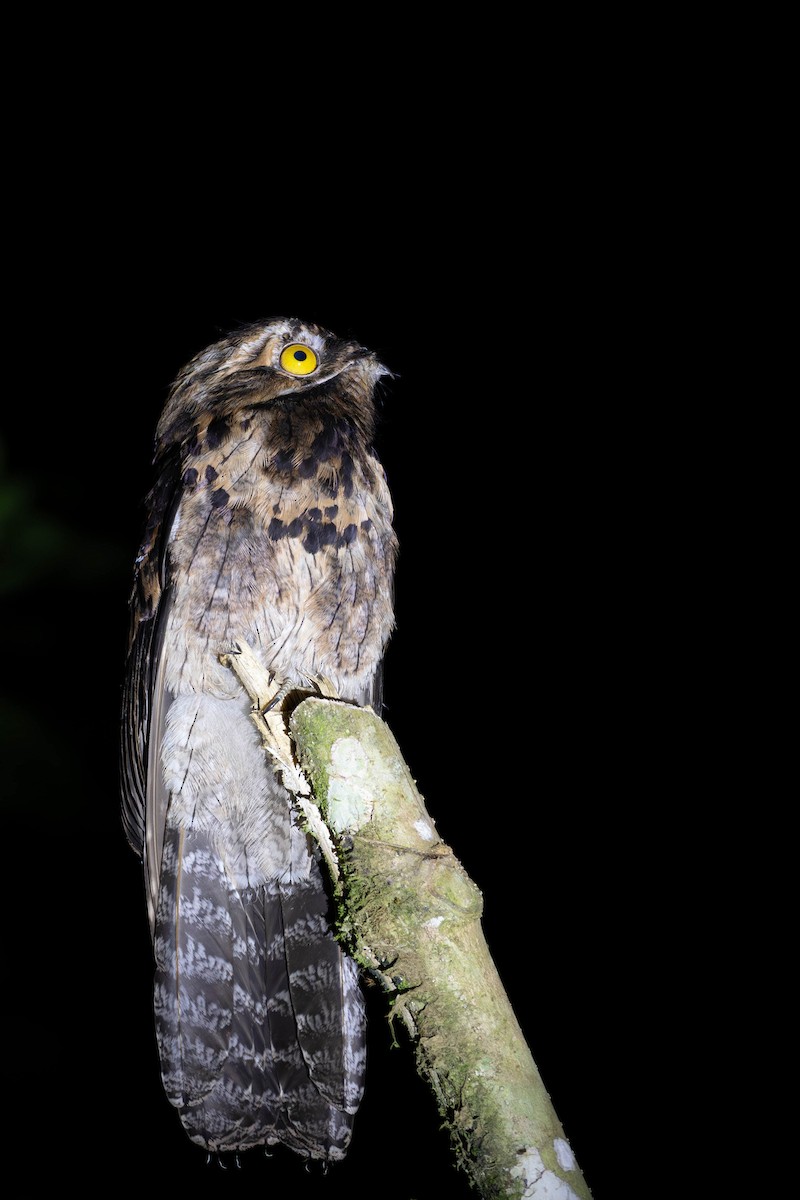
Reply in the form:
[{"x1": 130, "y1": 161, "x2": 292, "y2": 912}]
[{"x1": 293, "y1": 349, "x2": 308, "y2": 361}]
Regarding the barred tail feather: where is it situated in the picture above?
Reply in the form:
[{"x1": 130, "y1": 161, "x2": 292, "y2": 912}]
[
  {"x1": 153, "y1": 824, "x2": 365, "y2": 1158},
  {"x1": 153, "y1": 826, "x2": 235, "y2": 1109},
  {"x1": 279, "y1": 880, "x2": 366, "y2": 1113}
]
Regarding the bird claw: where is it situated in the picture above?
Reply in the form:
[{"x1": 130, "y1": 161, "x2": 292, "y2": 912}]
[
  {"x1": 303, "y1": 672, "x2": 340, "y2": 699},
  {"x1": 205, "y1": 1152, "x2": 241, "y2": 1170},
  {"x1": 303, "y1": 1157, "x2": 330, "y2": 1175}
]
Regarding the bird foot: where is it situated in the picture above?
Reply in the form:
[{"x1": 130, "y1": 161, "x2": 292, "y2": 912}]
[{"x1": 302, "y1": 672, "x2": 341, "y2": 699}]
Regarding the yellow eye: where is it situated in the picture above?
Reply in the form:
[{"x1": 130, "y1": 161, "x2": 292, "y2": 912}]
[{"x1": 279, "y1": 343, "x2": 319, "y2": 376}]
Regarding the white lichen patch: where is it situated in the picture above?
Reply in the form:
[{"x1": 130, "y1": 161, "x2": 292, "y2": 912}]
[
  {"x1": 424, "y1": 916, "x2": 445, "y2": 929},
  {"x1": 327, "y1": 736, "x2": 375, "y2": 831},
  {"x1": 511, "y1": 1148, "x2": 581, "y2": 1200},
  {"x1": 413, "y1": 818, "x2": 435, "y2": 841},
  {"x1": 554, "y1": 1138, "x2": 576, "y2": 1172}
]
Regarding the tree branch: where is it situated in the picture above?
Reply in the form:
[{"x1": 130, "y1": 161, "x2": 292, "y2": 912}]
[{"x1": 222, "y1": 643, "x2": 592, "y2": 1199}]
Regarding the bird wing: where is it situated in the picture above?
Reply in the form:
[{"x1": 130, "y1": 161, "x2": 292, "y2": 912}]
[{"x1": 120, "y1": 455, "x2": 181, "y2": 922}]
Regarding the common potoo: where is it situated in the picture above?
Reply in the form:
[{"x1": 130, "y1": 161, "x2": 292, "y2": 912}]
[{"x1": 120, "y1": 318, "x2": 397, "y2": 1160}]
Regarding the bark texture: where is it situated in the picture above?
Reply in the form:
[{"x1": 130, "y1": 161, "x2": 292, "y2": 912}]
[{"x1": 289, "y1": 697, "x2": 593, "y2": 1200}]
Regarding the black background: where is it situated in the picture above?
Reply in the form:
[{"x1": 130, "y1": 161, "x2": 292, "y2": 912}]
[
  {"x1": 2, "y1": 227, "x2": 621, "y2": 1197},
  {"x1": 1, "y1": 19, "x2": 731, "y2": 1192}
]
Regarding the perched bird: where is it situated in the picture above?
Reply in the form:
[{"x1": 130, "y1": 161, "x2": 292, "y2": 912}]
[{"x1": 120, "y1": 317, "x2": 397, "y2": 1161}]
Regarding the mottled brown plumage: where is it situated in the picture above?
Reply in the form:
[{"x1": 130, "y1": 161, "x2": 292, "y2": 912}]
[{"x1": 121, "y1": 318, "x2": 397, "y2": 1159}]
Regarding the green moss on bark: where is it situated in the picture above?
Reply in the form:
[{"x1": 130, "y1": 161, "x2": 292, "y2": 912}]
[{"x1": 290, "y1": 698, "x2": 592, "y2": 1200}]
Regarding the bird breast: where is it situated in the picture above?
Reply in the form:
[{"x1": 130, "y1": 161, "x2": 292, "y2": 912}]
[{"x1": 161, "y1": 416, "x2": 396, "y2": 705}]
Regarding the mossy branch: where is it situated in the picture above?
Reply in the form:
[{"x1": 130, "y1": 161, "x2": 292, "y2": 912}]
[{"x1": 222, "y1": 643, "x2": 592, "y2": 1200}]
